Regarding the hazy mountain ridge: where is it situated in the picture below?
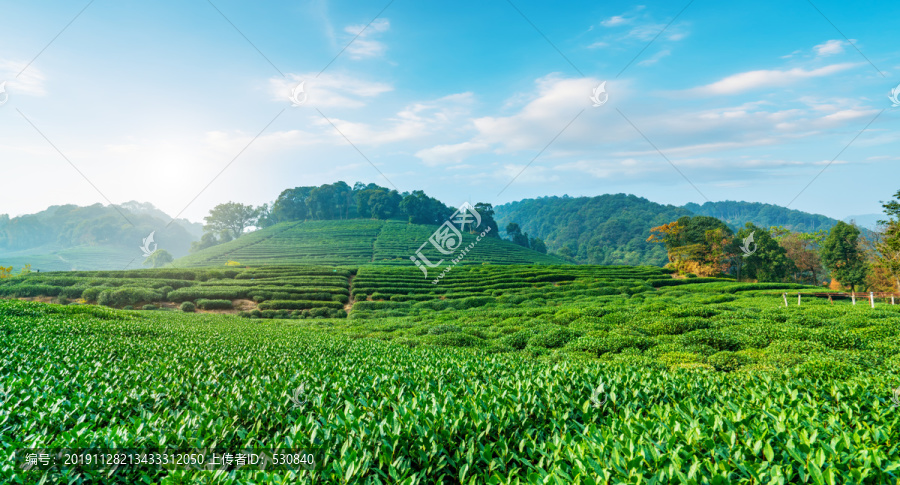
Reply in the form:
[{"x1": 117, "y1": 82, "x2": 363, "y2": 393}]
[{"x1": 0, "y1": 202, "x2": 203, "y2": 271}]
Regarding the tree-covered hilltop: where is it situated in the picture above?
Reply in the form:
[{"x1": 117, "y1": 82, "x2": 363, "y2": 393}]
[
  {"x1": 684, "y1": 201, "x2": 838, "y2": 233},
  {"x1": 191, "y1": 181, "x2": 503, "y2": 254},
  {"x1": 495, "y1": 195, "x2": 849, "y2": 266},
  {"x1": 494, "y1": 194, "x2": 692, "y2": 266}
]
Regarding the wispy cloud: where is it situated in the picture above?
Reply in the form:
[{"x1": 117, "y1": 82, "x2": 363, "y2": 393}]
[
  {"x1": 0, "y1": 60, "x2": 47, "y2": 97},
  {"x1": 269, "y1": 72, "x2": 393, "y2": 108},
  {"x1": 689, "y1": 63, "x2": 859, "y2": 95},
  {"x1": 345, "y1": 19, "x2": 390, "y2": 59},
  {"x1": 814, "y1": 39, "x2": 846, "y2": 57}
]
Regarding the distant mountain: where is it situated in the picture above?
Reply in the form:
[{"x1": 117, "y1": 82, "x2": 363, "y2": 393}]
[
  {"x1": 683, "y1": 201, "x2": 837, "y2": 233},
  {"x1": 0, "y1": 202, "x2": 202, "y2": 272},
  {"x1": 495, "y1": 195, "x2": 850, "y2": 266}
]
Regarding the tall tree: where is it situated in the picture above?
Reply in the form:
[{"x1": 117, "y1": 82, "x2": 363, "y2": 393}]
[
  {"x1": 473, "y1": 203, "x2": 500, "y2": 237},
  {"x1": 506, "y1": 223, "x2": 530, "y2": 247},
  {"x1": 203, "y1": 202, "x2": 260, "y2": 240},
  {"x1": 869, "y1": 190, "x2": 900, "y2": 291},
  {"x1": 143, "y1": 249, "x2": 174, "y2": 268},
  {"x1": 777, "y1": 231, "x2": 824, "y2": 284},
  {"x1": 821, "y1": 221, "x2": 868, "y2": 292},
  {"x1": 649, "y1": 216, "x2": 734, "y2": 276},
  {"x1": 734, "y1": 223, "x2": 795, "y2": 282}
]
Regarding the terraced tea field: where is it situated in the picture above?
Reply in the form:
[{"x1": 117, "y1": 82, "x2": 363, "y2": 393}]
[
  {"x1": 176, "y1": 220, "x2": 567, "y2": 267},
  {"x1": 0, "y1": 266, "x2": 352, "y2": 319}
]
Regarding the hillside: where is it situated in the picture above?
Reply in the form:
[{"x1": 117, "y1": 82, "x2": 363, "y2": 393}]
[
  {"x1": 494, "y1": 194, "x2": 692, "y2": 266},
  {"x1": 0, "y1": 202, "x2": 202, "y2": 272},
  {"x1": 683, "y1": 201, "x2": 838, "y2": 233},
  {"x1": 176, "y1": 219, "x2": 568, "y2": 267},
  {"x1": 495, "y1": 195, "x2": 848, "y2": 266}
]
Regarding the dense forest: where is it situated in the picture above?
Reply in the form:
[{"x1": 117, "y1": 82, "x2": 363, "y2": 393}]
[
  {"x1": 495, "y1": 195, "x2": 849, "y2": 266},
  {"x1": 684, "y1": 201, "x2": 838, "y2": 233},
  {"x1": 494, "y1": 194, "x2": 692, "y2": 266}
]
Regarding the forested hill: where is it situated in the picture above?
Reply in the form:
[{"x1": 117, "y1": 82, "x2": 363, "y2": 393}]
[
  {"x1": 0, "y1": 203, "x2": 202, "y2": 271},
  {"x1": 494, "y1": 194, "x2": 846, "y2": 266},
  {"x1": 683, "y1": 201, "x2": 836, "y2": 233},
  {"x1": 494, "y1": 195, "x2": 692, "y2": 266}
]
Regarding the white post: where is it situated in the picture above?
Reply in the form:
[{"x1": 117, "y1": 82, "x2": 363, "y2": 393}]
[
  {"x1": 851, "y1": 292, "x2": 856, "y2": 305},
  {"x1": 798, "y1": 293, "x2": 801, "y2": 306},
  {"x1": 870, "y1": 292, "x2": 875, "y2": 308},
  {"x1": 783, "y1": 293, "x2": 788, "y2": 307},
  {"x1": 893, "y1": 296, "x2": 895, "y2": 305}
]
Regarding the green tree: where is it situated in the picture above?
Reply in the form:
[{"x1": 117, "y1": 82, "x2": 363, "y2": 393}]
[
  {"x1": 821, "y1": 221, "x2": 868, "y2": 292},
  {"x1": 473, "y1": 203, "x2": 500, "y2": 238},
  {"x1": 870, "y1": 190, "x2": 900, "y2": 291},
  {"x1": 506, "y1": 223, "x2": 529, "y2": 247},
  {"x1": 144, "y1": 249, "x2": 174, "y2": 268},
  {"x1": 734, "y1": 224, "x2": 795, "y2": 282},
  {"x1": 203, "y1": 202, "x2": 260, "y2": 240},
  {"x1": 190, "y1": 232, "x2": 220, "y2": 253},
  {"x1": 530, "y1": 237, "x2": 547, "y2": 254}
]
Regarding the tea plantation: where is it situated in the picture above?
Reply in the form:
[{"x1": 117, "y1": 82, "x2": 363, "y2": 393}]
[
  {"x1": 2, "y1": 264, "x2": 900, "y2": 483},
  {"x1": 175, "y1": 220, "x2": 567, "y2": 267}
]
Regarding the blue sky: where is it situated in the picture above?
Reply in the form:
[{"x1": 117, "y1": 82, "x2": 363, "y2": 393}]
[{"x1": 1, "y1": 0, "x2": 899, "y2": 224}]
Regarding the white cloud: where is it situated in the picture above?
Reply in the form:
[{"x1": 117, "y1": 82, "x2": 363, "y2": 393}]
[
  {"x1": 416, "y1": 141, "x2": 491, "y2": 166},
  {"x1": 601, "y1": 15, "x2": 629, "y2": 27},
  {"x1": 269, "y1": 72, "x2": 393, "y2": 108},
  {"x1": 689, "y1": 63, "x2": 859, "y2": 95},
  {"x1": 309, "y1": 91, "x2": 475, "y2": 146},
  {"x1": 638, "y1": 49, "x2": 670, "y2": 66},
  {"x1": 0, "y1": 60, "x2": 47, "y2": 97},
  {"x1": 344, "y1": 19, "x2": 390, "y2": 59},
  {"x1": 814, "y1": 39, "x2": 846, "y2": 57}
]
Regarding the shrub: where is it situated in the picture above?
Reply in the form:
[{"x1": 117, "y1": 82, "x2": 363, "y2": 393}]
[
  {"x1": 797, "y1": 357, "x2": 858, "y2": 380},
  {"x1": 567, "y1": 332, "x2": 654, "y2": 356},
  {"x1": 142, "y1": 304, "x2": 158, "y2": 311},
  {"x1": 180, "y1": 301, "x2": 196, "y2": 312},
  {"x1": 431, "y1": 333, "x2": 484, "y2": 347},
  {"x1": 60, "y1": 287, "x2": 84, "y2": 299},
  {"x1": 707, "y1": 351, "x2": 752, "y2": 372},
  {"x1": 97, "y1": 287, "x2": 162, "y2": 308},
  {"x1": 812, "y1": 328, "x2": 865, "y2": 350},
  {"x1": 428, "y1": 324, "x2": 461, "y2": 335},
  {"x1": 501, "y1": 330, "x2": 539, "y2": 350},
  {"x1": 528, "y1": 328, "x2": 577, "y2": 349},
  {"x1": 196, "y1": 299, "x2": 233, "y2": 310},
  {"x1": 679, "y1": 329, "x2": 745, "y2": 352},
  {"x1": 55, "y1": 296, "x2": 69, "y2": 305},
  {"x1": 259, "y1": 300, "x2": 343, "y2": 311}
]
